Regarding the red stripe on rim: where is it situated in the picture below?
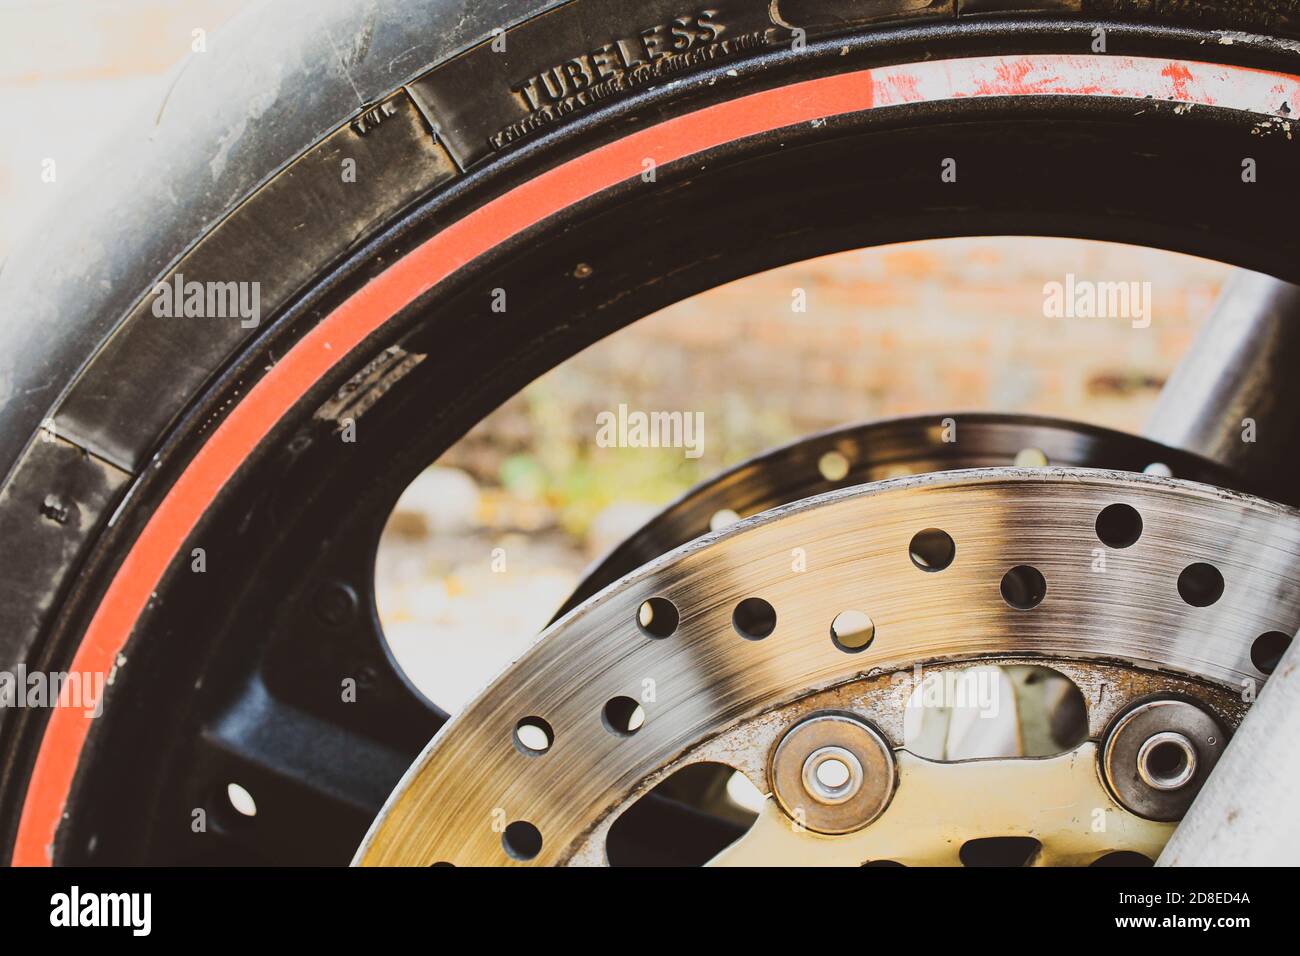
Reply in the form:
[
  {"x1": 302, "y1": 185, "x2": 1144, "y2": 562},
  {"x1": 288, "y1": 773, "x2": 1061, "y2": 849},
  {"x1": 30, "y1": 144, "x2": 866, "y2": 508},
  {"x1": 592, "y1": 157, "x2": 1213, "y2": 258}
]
[{"x1": 14, "y1": 54, "x2": 1298, "y2": 864}]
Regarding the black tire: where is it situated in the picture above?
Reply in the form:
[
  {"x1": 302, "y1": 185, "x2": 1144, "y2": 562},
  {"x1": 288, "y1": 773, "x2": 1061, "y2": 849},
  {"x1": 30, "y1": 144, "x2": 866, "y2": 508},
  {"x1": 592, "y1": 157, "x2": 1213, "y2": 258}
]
[{"x1": 4, "y1": 0, "x2": 1300, "y2": 865}]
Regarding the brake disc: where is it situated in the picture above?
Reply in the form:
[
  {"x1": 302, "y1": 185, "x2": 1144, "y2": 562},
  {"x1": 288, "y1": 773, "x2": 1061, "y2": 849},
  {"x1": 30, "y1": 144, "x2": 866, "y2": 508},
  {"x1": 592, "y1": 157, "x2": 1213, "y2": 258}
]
[
  {"x1": 356, "y1": 468, "x2": 1300, "y2": 866},
  {"x1": 552, "y1": 414, "x2": 1247, "y2": 620}
]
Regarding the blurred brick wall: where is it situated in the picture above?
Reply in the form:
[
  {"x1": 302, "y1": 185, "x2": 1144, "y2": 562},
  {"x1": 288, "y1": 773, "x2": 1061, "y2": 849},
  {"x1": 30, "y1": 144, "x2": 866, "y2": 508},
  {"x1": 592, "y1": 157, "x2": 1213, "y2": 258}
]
[{"x1": 449, "y1": 237, "x2": 1228, "y2": 483}]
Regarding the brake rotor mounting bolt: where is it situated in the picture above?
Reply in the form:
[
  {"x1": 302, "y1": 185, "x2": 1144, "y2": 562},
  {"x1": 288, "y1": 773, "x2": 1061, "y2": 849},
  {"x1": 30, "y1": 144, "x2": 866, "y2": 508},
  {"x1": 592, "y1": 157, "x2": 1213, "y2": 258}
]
[
  {"x1": 771, "y1": 713, "x2": 896, "y2": 835},
  {"x1": 801, "y1": 745, "x2": 864, "y2": 805},
  {"x1": 1101, "y1": 698, "x2": 1227, "y2": 821},
  {"x1": 1136, "y1": 731, "x2": 1198, "y2": 791}
]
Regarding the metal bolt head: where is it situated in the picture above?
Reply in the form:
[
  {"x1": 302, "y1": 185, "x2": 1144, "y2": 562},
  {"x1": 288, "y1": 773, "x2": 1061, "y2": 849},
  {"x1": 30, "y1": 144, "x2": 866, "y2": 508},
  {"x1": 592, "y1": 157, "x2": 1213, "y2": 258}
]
[
  {"x1": 1136, "y1": 731, "x2": 1198, "y2": 791},
  {"x1": 771, "y1": 712, "x2": 895, "y2": 835},
  {"x1": 1102, "y1": 698, "x2": 1227, "y2": 821},
  {"x1": 801, "y1": 746, "x2": 864, "y2": 805}
]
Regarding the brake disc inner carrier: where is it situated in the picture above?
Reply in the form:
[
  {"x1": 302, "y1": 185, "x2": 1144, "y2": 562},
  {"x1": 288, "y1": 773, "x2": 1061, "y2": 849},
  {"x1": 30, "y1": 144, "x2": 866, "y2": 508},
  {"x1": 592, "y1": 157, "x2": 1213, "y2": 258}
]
[{"x1": 358, "y1": 465, "x2": 1300, "y2": 866}]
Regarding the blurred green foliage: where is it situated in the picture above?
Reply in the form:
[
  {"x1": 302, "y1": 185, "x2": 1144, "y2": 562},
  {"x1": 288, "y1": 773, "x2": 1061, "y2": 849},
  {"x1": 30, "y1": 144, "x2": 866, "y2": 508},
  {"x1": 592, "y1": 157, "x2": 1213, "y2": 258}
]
[{"x1": 496, "y1": 374, "x2": 800, "y2": 537}]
